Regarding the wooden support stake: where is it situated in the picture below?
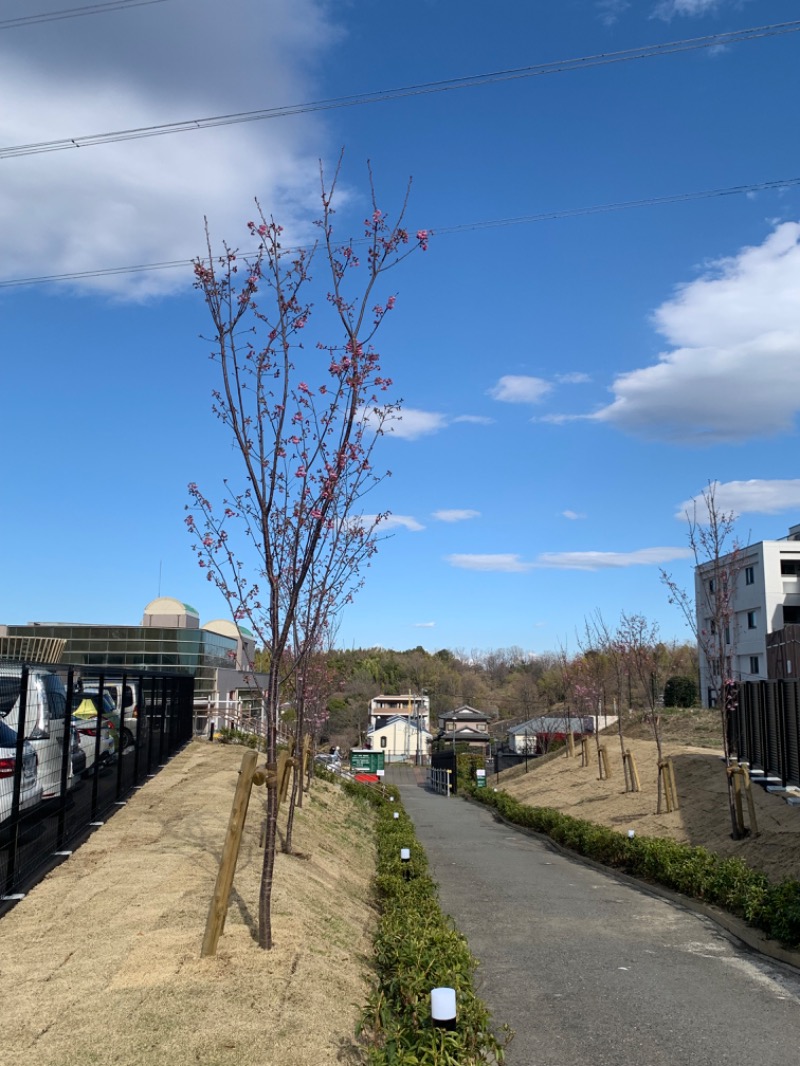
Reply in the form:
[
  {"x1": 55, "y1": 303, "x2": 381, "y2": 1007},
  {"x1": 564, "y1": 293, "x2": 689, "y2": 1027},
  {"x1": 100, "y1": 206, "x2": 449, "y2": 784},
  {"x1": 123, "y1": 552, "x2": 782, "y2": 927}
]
[
  {"x1": 566, "y1": 732, "x2": 576, "y2": 758},
  {"x1": 666, "y1": 757, "x2": 679, "y2": 811},
  {"x1": 201, "y1": 749, "x2": 259, "y2": 957},
  {"x1": 622, "y1": 750, "x2": 641, "y2": 793},
  {"x1": 277, "y1": 750, "x2": 292, "y2": 805},
  {"x1": 580, "y1": 737, "x2": 590, "y2": 768},
  {"x1": 598, "y1": 744, "x2": 611, "y2": 781},
  {"x1": 658, "y1": 759, "x2": 674, "y2": 813},
  {"x1": 740, "y1": 764, "x2": 759, "y2": 837}
]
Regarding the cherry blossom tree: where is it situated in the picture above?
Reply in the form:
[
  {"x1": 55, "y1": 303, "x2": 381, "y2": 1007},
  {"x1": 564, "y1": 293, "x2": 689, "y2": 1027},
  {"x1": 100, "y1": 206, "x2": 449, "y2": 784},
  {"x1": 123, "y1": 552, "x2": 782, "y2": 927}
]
[{"x1": 187, "y1": 159, "x2": 428, "y2": 948}]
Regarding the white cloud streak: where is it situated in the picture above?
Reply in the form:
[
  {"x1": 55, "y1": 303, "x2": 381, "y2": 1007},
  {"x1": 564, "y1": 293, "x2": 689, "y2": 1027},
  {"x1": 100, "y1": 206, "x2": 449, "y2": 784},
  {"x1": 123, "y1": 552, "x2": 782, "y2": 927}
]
[
  {"x1": 488, "y1": 375, "x2": 552, "y2": 404},
  {"x1": 447, "y1": 546, "x2": 692, "y2": 572},
  {"x1": 589, "y1": 222, "x2": 800, "y2": 444},
  {"x1": 384, "y1": 408, "x2": 449, "y2": 440},
  {"x1": 447, "y1": 554, "x2": 535, "y2": 573},
  {"x1": 676, "y1": 479, "x2": 800, "y2": 519},
  {"x1": 561, "y1": 510, "x2": 586, "y2": 520},
  {"x1": 433, "y1": 509, "x2": 480, "y2": 523}
]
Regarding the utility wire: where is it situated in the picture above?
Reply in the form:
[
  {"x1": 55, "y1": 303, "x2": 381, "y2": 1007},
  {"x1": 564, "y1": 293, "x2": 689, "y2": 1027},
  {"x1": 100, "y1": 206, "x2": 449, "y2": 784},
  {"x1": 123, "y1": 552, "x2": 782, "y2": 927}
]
[
  {"x1": 0, "y1": 0, "x2": 168, "y2": 31},
  {"x1": 1, "y1": 19, "x2": 798, "y2": 159},
  {"x1": 1, "y1": 174, "x2": 797, "y2": 289}
]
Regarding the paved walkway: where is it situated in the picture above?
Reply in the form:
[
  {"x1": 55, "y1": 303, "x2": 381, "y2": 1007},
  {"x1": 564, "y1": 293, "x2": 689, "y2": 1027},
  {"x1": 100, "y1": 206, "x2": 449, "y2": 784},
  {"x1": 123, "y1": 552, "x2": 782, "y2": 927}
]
[{"x1": 385, "y1": 764, "x2": 800, "y2": 1066}]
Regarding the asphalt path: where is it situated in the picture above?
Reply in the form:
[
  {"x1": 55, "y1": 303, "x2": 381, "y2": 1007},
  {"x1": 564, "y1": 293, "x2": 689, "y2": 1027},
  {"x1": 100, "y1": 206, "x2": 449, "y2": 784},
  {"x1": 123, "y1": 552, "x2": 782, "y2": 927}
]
[{"x1": 385, "y1": 764, "x2": 800, "y2": 1066}]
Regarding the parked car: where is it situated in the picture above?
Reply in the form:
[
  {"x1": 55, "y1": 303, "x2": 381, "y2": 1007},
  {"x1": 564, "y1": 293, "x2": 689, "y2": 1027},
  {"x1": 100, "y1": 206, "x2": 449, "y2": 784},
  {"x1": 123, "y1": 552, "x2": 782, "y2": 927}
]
[
  {"x1": 0, "y1": 665, "x2": 73, "y2": 800},
  {"x1": 76, "y1": 685, "x2": 135, "y2": 750},
  {"x1": 71, "y1": 694, "x2": 116, "y2": 772},
  {"x1": 0, "y1": 718, "x2": 42, "y2": 832}
]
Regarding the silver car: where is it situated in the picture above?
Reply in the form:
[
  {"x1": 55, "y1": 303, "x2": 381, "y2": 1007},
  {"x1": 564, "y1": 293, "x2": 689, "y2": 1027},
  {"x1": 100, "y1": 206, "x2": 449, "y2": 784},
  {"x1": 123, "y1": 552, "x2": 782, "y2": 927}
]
[{"x1": 0, "y1": 718, "x2": 42, "y2": 831}]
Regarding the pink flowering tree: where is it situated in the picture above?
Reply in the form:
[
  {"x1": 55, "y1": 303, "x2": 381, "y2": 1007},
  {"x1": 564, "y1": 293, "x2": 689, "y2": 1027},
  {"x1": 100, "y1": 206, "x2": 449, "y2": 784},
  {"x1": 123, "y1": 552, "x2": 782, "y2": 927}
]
[{"x1": 188, "y1": 159, "x2": 428, "y2": 948}]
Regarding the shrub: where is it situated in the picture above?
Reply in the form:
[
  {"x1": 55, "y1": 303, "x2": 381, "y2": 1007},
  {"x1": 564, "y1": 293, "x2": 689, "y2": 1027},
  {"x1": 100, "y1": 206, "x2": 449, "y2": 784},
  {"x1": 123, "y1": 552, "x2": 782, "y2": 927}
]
[
  {"x1": 332, "y1": 777, "x2": 508, "y2": 1064},
  {"x1": 663, "y1": 676, "x2": 698, "y2": 708}
]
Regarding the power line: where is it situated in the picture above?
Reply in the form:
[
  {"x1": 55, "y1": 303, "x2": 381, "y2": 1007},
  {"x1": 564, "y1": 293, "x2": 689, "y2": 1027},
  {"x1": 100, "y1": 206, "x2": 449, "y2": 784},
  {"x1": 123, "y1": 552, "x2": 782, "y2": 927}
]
[
  {"x1": 1, "y1": 173, "x2": 797, "y2": 289},
  {"x1": 0, "y1": 1, "x2": 169, "y2": 31},
  {"x1": 1, "y1": 19, "x2": 798, "y2": 159}
]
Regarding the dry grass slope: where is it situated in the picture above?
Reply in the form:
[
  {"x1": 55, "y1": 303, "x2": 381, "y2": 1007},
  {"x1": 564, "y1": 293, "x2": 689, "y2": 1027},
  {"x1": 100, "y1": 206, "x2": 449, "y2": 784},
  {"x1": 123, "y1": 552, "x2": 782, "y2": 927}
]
[
  {"x1": 500, "y1": 711, "x2": 800, "y2": 885},
  {"x1": 0, "y1": 742, "x2": 378, "y2": 1066}
]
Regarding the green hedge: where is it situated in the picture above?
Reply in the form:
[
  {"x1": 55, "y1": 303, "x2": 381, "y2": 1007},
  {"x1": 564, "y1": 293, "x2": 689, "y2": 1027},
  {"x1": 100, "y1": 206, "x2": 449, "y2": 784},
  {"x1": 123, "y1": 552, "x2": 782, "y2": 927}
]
[
  {"x1": 333, "y1": 777, "x2": 507, "y2": 1065},
  {"x1": 466, "y1": 785, "x2": 800, "y2": 948}
]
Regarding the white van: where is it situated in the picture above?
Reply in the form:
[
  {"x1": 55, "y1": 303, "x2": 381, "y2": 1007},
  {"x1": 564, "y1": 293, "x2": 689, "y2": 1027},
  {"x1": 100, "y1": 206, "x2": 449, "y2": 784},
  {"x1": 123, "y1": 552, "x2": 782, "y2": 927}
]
[{"x1": 0, "y1": 665, "x2": 74, "y2": 800}]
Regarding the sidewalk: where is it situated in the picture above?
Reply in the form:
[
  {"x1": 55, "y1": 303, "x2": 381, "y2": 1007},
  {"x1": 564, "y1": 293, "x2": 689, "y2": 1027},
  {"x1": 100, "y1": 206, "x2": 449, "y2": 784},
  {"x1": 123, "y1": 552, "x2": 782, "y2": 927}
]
[{"x1": 384, "y1": 763, "x2": 800, "y2": 1066}]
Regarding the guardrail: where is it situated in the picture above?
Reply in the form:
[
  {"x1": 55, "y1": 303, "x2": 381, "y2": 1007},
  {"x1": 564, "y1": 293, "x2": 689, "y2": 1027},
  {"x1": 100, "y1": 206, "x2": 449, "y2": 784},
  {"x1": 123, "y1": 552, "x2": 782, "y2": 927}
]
[{"x1": 427, "y1": 767, "x2": 452, "y2": 796}]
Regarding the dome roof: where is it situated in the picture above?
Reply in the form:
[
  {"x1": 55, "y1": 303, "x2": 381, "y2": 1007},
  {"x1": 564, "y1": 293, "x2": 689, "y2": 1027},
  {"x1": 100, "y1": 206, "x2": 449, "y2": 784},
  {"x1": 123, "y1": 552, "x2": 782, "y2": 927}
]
[
  {"x1": 203, "y1": 618, "x2": 255, "y2": 639},
  {"x1": 144, "y1": 597, "x2": 200, "y2": 617}
]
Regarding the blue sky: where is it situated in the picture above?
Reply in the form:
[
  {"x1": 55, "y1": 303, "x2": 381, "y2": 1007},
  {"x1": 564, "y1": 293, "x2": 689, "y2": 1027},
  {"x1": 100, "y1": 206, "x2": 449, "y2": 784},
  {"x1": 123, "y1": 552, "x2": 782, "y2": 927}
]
[{"x1": 2, "y1": 0, "x2": 800, "y2": 656}]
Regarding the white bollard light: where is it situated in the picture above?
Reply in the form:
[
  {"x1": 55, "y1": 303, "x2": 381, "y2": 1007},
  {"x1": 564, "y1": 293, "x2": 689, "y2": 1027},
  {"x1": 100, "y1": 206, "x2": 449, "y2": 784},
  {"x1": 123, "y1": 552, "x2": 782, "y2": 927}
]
[
  {"x1": 400, "y1": 847, "x2": 411, "y2": 861},
  {"x1": 431, "y1": 987, "x2": 457, "y2": 1030},
  {"x1": 628, "y1": 829, "x2": 635, "y2": 839},
  {"x1": 393, "y1": 811, "x2": 400, "y2": 820},
  {"x1": 389, "y1": 796, "x2": 395, "y2": 802}
]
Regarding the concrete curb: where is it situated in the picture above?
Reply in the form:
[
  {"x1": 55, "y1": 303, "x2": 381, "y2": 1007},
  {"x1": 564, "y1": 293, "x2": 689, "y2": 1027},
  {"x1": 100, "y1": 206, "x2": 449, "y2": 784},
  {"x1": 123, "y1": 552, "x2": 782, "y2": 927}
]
[{"x1": 463, "y1": 793, "x2": 800, "y2": 975}]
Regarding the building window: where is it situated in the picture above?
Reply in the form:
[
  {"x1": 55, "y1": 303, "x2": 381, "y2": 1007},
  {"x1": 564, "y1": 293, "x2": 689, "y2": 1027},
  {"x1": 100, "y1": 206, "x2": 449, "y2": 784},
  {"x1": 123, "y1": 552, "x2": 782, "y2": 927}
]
[
  {"x1": 749, "y1": 656, "x2": 760, "y2": 674},
  {"x1": 781, "y1": 560, "x2": 800, "y2": 576},
  {"x1": 711, "y1": 658, "x2": 720, "y2": 676},
  {"x1": 380, "y1": 736, "x2": 387, "y2": 748},
  {"x1": 724, "y1": 626, "x2": 731, "y2": 645},
  {"x1": 747, "y1": 611, "x2": 757, "y2": 630},
  {"x1": 708, "y1": 578, "x2": 715, "y2": 594},
  {"x1": 709, "y1": 619, "x2": 717, "y2": 635},
  {"x1": 745, "y1": 566, "x2": 755, "y2": 585}
]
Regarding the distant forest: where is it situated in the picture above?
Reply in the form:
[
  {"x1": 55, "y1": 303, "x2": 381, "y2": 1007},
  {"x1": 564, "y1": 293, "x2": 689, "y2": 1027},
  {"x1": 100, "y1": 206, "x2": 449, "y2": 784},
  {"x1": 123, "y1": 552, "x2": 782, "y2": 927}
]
[{"x1": 319, "y1": 637, "x2": 698, "y2": 748}]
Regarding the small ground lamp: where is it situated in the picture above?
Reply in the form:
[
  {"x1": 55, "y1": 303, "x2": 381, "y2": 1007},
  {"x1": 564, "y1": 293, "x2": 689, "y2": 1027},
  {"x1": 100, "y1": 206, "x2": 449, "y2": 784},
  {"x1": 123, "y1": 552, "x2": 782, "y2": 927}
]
[{"x1": 431, "y1": 986, "x2": 457, "y2": 1030}]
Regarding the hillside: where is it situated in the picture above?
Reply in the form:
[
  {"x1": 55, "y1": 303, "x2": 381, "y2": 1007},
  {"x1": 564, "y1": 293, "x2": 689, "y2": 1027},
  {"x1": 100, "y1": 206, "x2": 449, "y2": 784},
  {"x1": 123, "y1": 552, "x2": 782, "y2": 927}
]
[{"x1": 0, "y1": 743, "x2": 377, "y2": 1066}]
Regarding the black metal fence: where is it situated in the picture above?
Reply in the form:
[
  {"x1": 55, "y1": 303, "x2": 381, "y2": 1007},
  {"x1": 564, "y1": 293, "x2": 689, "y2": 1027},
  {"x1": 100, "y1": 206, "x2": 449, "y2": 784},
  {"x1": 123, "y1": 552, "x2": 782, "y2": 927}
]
[
  {"x1": 729, "y1": 680, "x2": 800, "y2": 788},
  {"x1": 0, "y1": 663, "x2": 194, "y2": 909},
  {"x1": 431, "y1": 750, "x2": 458, "y2": 793}
]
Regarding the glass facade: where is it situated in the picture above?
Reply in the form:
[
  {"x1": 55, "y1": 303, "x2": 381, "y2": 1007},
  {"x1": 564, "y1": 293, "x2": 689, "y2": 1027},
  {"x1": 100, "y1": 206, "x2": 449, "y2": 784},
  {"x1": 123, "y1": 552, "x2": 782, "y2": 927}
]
[{"x1": 4, "y1": 624, "x2": 238, "y2": 698}]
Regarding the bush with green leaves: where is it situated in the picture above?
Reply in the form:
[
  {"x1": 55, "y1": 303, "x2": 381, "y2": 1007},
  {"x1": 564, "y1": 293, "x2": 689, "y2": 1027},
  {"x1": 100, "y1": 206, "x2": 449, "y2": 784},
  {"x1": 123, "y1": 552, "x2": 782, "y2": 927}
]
[
  {"x1": 663, "y1": 675, "x2": 698, "y2": 708},
  {"x1": 337, "y1": 778, "x2": 507, "y2": 1064},
  {"x1": 466, "y1": 785, "x2": 800, "y2": 949}
]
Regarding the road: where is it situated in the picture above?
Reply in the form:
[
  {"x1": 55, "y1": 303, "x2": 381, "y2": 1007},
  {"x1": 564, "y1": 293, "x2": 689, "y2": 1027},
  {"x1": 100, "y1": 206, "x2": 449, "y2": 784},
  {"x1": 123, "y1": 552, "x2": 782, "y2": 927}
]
[{"x1": 386, "y1": 764, "x2": 800, "y2": 1066}]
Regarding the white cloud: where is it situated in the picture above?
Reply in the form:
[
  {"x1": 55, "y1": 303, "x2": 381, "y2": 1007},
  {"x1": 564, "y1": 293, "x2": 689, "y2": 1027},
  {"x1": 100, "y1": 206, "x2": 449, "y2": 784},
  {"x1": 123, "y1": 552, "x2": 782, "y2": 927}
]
[
  {"x1": 414, "y1": 621, "x2": 436, "y2": 628},
  {"x1": 590, "y1": 222, "x2": 800, "y2": 444},
  {"x1": 376, "y1": 515, "x2": 425, "y2": 532},
  {"x1": 447, "y1": 554, "x2": 535, "y2": 573},
  {"x1": 596, "y1": 0, "x2": 631, "y2": 26},
  {"x1": 535, "y1": 547, "x2": 693, "y2": 570},
  {"x1": 488, "y1": 375, "x2": 552, "y2": 405},
  {"x1": 384, "y1": 408, "x2": 449, "y2": 440},
  {"x1": 0, "y1": 2, "x2": 338, "y2": 298},
  {"x1": 447, "y1": 546, "x2": 692, "y2": 572},
  {"x1": 561, "y1": 510, "x2": 586, "y2": 520},
  {"x1": 433, "y1": 509, "x2": 480, "y2": 523},
  {"x1": 653, "y1": 0, "x2": 726, "y2": 18},
  {"x1": 676, "y1": 479, "x2": 800, "y2": 519},
  {"x1": 452, "y1": 415, "x2": 495, "y2": 426}
]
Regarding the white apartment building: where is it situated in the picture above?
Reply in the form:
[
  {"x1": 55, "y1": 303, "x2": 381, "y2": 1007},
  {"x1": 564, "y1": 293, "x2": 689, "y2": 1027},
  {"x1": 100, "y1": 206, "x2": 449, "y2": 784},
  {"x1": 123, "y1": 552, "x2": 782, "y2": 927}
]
[
  {"x1": 695, "y1": 522, "x2": 800, "y2": 705},
  {"x1": 368, "y1": 693, "x2": 430, "y2": 732}
]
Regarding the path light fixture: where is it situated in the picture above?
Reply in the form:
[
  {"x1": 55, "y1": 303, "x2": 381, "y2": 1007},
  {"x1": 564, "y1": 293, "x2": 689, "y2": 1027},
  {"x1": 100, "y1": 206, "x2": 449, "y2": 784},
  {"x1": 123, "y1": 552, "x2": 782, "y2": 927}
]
[
  {"x1": 628, "y1": 829, "x2": 635, "y2": 839},
  {"x1": 400, "y1": 846, "x2": 411, "y2": 879},
  {"x1": 389, "y1": 795, "x2": 395, "y2": 802},
  {"x1": 430, "y1": 987, "x2": 456, "y2": 1030},
  {"x1": 393, "y1": 811, "x2": 399, "y2": 820}
]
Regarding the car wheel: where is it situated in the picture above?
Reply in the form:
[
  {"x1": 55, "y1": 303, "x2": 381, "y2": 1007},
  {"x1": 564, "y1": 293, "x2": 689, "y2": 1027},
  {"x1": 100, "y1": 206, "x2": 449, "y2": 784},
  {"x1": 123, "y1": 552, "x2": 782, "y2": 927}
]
[{"x1": 121, "y1": 728, "x2": 134, "y2": 751}]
